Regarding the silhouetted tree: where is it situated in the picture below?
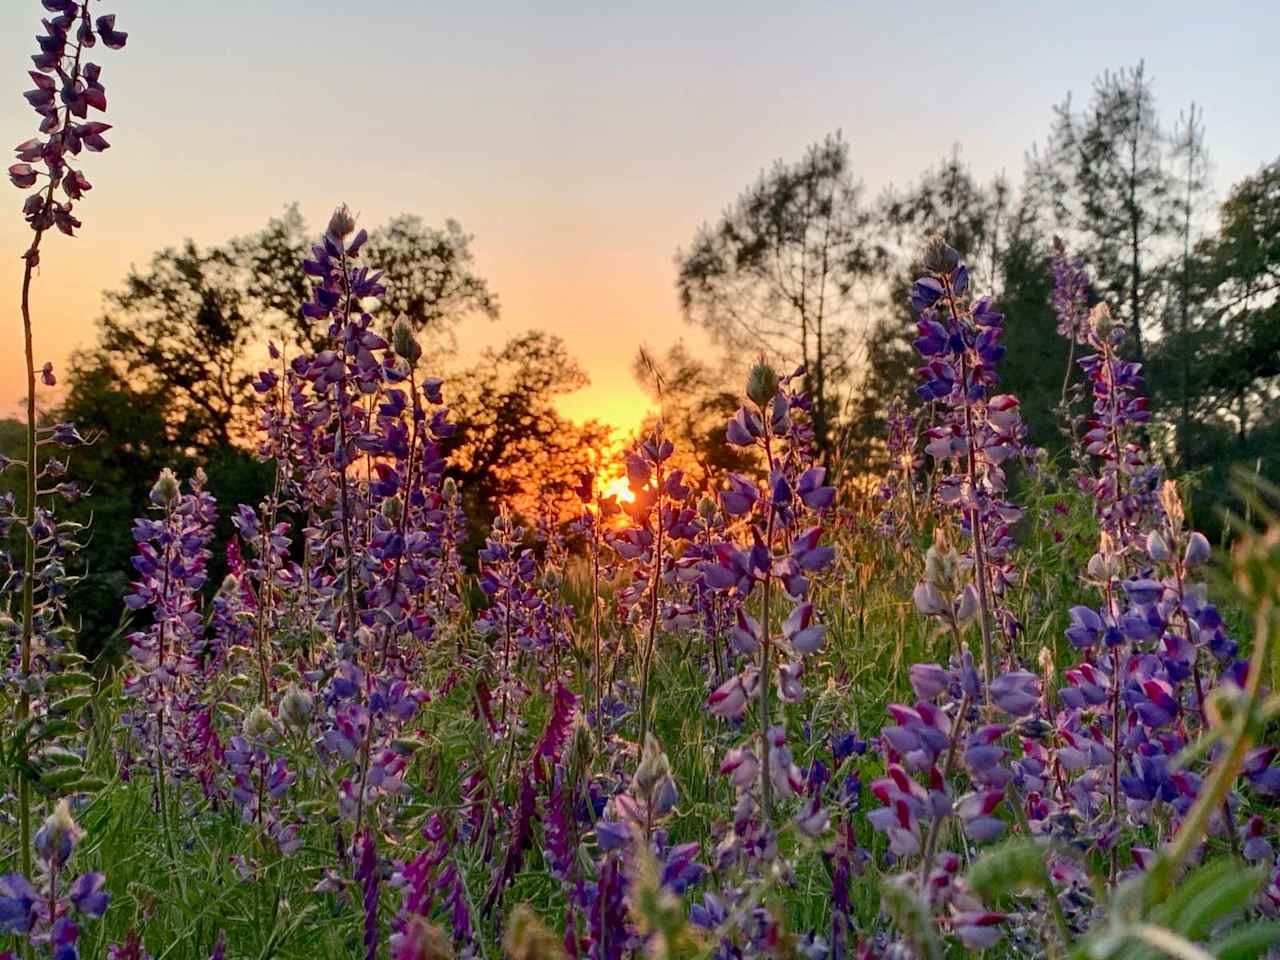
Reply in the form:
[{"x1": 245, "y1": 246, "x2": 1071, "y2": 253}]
[
  {"x1": 1030, "y1": 62, "x2": 1176, "y2": 366},
  {"x1": 849, "y1": 153, "x2": 1009, "y2": 464},
  {"x1": 97, "y1": 240, "x2": 256, "y2": 449},
  {"x1": 676, "y1": 133, "x2": 881, "y2": 459},
  {"x1": 1162, "y1": 103, "x2": 1211, "y2": 467},
  {"x1": 630, "y1": 342, "x2": 755, "y2": 492},
  {"x1": 89, "y1": 208, "x2": 500, "y2": 451},
  {"x1": 445, "y1": 331, "x2": 610, "y2": 542}
]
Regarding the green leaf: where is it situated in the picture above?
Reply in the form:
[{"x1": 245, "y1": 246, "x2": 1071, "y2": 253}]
[
  {"x1": 1210, "y1": 922, "x2": 1280, "y2": 959},
  {"x1": 38, "y1": 765, "x2": 88, "y2": 790},
  {"x1": 967, "y1": 838, "x2": 1049, "y2": 900},
  {"x1": 44, "y1": 671, "x2": 97, "y2": 692},
  {"x1": 1175, "y1": 865, "x2": 1263, "y2": 940},
  {"x1": 1151, "y1": 858, "x2": 1238, "y2": 928},
  {"x1": 59, "y1": 776, "x2": 109, "y2": 795},
  {"x1": 34, "y1": 719, "x2": 81, "y2": 742},
  {"x1": 49, "y1": 694, "x2": 93, "y2": 716},
  {"x1": 36, "y1": 745, "x2": 83, "y2": 767}
]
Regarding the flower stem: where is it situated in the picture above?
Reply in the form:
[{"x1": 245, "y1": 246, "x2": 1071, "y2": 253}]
[{"x1": 17, "y1": 242, "x2": 42, "y2": 886}]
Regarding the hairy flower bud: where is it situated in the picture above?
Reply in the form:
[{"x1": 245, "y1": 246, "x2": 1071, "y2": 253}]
[
  {"x1": 392, "y1": 317, "x2": 422, "y2": 365},
  {"x1": 632, "y1": 733, "x2": 673, "y2": 801},
  {"x1": 243, "y1": 704, "x2": 281, "y2": 744},
  {"x1": 150, "y1": 467, "x2": 180, "y2": 507},
  {"x1": 922, "y1": 531, "x2": 961, "y2": 594},
  {"x1": 745, "y1": 360, "x2": 779, "y2": 408},
  {"x1": 279, "y1": 684, "x2": 314, "y2": 731},
  {"x1": 697, "y1": 494, "x2": 718, "y2": 522},
  {"x1": 566, "y1": 715, "x2": 594, "y2": 782},
  {"x1": 922, "y1": 233, "x2": 961, "y2": 275},
  {"x1": 503, "y1": 904, "x2": 566, "y2": 960},
  {"x1": 1159, "y1": 479, "x2": 1185, "y2": 529},
  {"x1": 396, "y1": 917, "x2": 456, "y2": 960},
  {"x1": 327, "y1": 203, "x2": 356, "y2": 240},
  {"x1": 1088, "y1": 302, "x2": 1115, "y2": 340},
  {"x1": 34, "y1": 798, "x2": 81, "y2": 869}
]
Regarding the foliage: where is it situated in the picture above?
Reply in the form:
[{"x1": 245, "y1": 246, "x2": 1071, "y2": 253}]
[{"x1": 676, "y1": 133, "x2": 882, "y2": 459}]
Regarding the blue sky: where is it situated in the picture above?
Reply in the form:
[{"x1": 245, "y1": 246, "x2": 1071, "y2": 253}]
[{"x1": 3, "y1": 0, "x2": 1276, "y2": 428}]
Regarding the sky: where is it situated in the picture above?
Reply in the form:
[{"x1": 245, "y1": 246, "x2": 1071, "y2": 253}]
[{"x1": 3, "y1": 0, "x2": 1277, "y2": 435}]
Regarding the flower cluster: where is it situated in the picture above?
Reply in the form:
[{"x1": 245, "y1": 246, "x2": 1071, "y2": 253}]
[
  {"x1": 699, "y1": 361, "x2": 837, "y2": 950},
  {"x1": 910, "y1": 236, "x2": 1027, "y2": 681},
  {"x1": 121, "y1": 468, "x2": 217, "y2": 783},
  {"x1": 12, "y1": 0, "x2": 127, "y2": 257},
  {"x1": 0, "y1": 800, "x2": 108, "y2": 959}
]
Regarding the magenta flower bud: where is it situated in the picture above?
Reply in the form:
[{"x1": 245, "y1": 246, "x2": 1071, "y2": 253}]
[
  {"x1": 707, "y1": 669, "x2": 756, "y2": 719},
  {"x1": 793, "y1": 796, "x2": 829, "y2": 838},
  {"x1": 8, "y1": 163, "x2": 37, "y2": 188},
  {"x1": 719, "y1": 747, "x2": 759, "y2": 790},
  {"x1": 730, "y1": 609, "x2": 761, "y2": 655},
  {"x1": 952, "y1": 912, "x2": 1005, "y2": 950}
]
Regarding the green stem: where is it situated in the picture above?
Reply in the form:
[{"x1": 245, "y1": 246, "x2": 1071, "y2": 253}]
[
  {"x1": 638, "y1": 457, "x2": 664, "y2": 749},
  {"x1": 18, "y1": 238, "x2": 42, "y2": 888}
]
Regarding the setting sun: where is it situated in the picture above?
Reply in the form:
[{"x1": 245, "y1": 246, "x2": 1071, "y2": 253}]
[{"x1": 600, "y1": 474, "x2": 635, "y2": 504}]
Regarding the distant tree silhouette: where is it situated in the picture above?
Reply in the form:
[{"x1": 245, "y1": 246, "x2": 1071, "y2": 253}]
[
  {"x1": 1030, "y1": 62, "x2": 1177, "y2": 366},
  {"x1": 90, "y1": 207, "x2": 501, "y2": 451},
  {"x1": 96, "y1": 240, "x2": 256, "y2": 449},
  {"x1": 850, "y1": 152, "x2": 1011, "y2": 463},
  {"x1": 444, "y1": 331, "x2": 611, "y2": 540},
  {"x1": 630, "y1": 342, "x2": 755, "y2": 493},
  {"x1": 676, "y1": 133, "x2": 882, "y2": 461}
]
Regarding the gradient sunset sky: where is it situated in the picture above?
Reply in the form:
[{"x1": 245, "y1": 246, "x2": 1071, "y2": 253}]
[{"x1": 4, "y1": 0, "x2": 1276, "y2": 434}]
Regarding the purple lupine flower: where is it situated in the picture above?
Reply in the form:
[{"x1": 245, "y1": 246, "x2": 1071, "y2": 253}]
[
  {"x1": 910, "y1": 240, "x2": 1028, "y2": 685},
  {"x1": 13, "y1": 0, "x2": 127, "y2": 259},
  {"x1": 988, "y1": 671, "x2": 1039, "y2": 717},
  {"x1": 951, "y1": 911, "x2": 1006, "y2": 950},
  {"x1": 2, "y1": 802, "x2": 110, "y2": 954}
]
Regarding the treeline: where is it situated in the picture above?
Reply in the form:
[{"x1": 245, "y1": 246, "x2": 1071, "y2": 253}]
[
  {"x1": 1, "y1": 210, "x2": 610, "y2": 651},
  {"x1": 663, "y1": 62, "x2": 1278, "y2": 523},
  {"x1": 3, "y1": 60, "x2": 1276, "y2": 654}
]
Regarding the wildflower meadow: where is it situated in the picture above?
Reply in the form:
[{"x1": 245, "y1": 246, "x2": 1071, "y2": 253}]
[{"x1": 4, "y1": 3, "x2": 1280, "y2": 959}]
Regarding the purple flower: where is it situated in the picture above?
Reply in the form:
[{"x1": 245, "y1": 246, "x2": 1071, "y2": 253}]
[
  {"x1": 707, "y1": 669, "x2": 757, "y2": 719},
  {"x1": 952, "y1": 911, "x2": 1005, "y2": 950},
  {"x1": 988, "y1": 670, "x2": 1039, "y2": 717},
  {"x1": 909, "y1": 663, "x2": 951, "y2": 700},
  {"x1": 68, "y1": 873, "x2": 109, "y2": 919},
  {"x1": 0, "y1": 875, "x2": 37, "y2": 934}
]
